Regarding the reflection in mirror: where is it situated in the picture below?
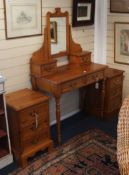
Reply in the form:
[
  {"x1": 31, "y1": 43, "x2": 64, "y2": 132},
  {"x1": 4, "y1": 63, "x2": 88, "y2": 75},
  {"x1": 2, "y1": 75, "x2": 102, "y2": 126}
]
[
  {"x1": 50, "y1": 21, "x2": 57, "y2": 43},
  {"x1": 50, "y1": 17, "x2": 66, "y2": 55},
  {"x1": 56, "y1": 56, "x2": 69, "y2": 67}
]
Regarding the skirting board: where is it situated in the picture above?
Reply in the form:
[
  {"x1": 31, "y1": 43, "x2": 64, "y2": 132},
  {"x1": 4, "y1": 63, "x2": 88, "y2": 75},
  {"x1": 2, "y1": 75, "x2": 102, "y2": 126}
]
[
  {"x1": 0, "y1": 154, "x2": 13, "y2": 169},
  {"x1": 50, "y1": 109, "x2": 80, "y2": 126}
]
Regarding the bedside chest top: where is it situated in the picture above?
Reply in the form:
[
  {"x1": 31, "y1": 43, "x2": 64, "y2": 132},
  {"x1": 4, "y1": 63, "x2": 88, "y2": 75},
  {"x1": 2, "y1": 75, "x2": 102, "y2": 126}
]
[{"x1": 6, "y1": 88, "x2": 49, "y2": 111}]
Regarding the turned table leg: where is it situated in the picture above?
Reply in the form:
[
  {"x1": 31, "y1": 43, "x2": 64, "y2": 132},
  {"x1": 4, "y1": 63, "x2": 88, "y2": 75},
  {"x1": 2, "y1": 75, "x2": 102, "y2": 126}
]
[
  {"x1": 101, "y1": 79, "x2": 105, "y2": 118},
  {"x1": 55, "y1": 96, "x2": 61, "y2": 145}
]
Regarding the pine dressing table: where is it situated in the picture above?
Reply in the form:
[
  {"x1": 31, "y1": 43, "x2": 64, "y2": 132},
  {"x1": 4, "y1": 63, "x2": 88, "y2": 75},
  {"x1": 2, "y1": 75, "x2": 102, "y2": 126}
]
[{"x1": 30, "y1": 8, "x2": 108, "y2": 144}]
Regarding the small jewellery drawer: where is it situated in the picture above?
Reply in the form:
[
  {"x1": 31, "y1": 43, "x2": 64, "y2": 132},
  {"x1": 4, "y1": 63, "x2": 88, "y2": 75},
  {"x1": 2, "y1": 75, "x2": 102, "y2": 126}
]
[
  {"x1": 109, "y1": 76, "x2": 123, "y2": 89},
  {"x1": 19, "y1": 102, "x2": 49, "y2": 128},
  {"x1": 86, "y1": 71, "x2": 104, "y2": 85},
  {"x1": 81, "y1": 54, "x2": 91, "y2": 64}
]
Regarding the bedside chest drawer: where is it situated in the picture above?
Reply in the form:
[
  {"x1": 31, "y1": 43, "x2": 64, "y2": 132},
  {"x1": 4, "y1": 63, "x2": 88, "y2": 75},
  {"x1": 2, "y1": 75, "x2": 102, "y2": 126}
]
[
  {"x1": 20, "y1": 121, "x2": 49, "y2": 138},
  {"x1": 22, "y1": 130, "x2": 49, "y2": 150},
  {"x1": 19, "y1": 102, "x2": 49, "y2": 128}
]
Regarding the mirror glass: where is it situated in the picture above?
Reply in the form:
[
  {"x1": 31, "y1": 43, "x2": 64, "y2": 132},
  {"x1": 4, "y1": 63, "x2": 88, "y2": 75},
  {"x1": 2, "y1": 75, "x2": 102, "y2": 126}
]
[{"x1": 50, "y1": 17, "x2": 66, "y2": 55}]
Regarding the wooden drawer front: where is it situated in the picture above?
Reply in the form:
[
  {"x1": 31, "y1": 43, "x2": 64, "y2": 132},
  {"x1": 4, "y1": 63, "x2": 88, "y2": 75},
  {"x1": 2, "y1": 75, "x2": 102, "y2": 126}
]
[
  {"x1": 109, "y1": 76, "x2": 123, "y2": 89},
  {"x1": 108, "y1": 87, "x2": 122, "y2": 100},
  {"x1": 61, "y1": 78, "x2": 87, "y2": 93},
  {"x1": 81, "y1": 54, "x2": 91, "y2": 64},
  {"x1": 20, "y1": 121, "x2": 49, "y2": 138},
  {"x1": 61, "y1": 71, "x2": 104, "y2": 93},
  {"x1": 19, "y1": 102, "x2": 49, "y2": 128},
  {"x1": 86, "y1": 71, "x2": 104, "y2": 85},
  {"x1": 22, "y1": 129, "x2": 49, "y2": 150},
  {"x1": 107, "y1": 96, "x2": 122, "y2": 112}
]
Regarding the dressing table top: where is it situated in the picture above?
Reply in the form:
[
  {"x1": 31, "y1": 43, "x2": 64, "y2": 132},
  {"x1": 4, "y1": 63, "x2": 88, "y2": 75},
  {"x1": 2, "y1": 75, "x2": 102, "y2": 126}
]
[{"x1": 40, "y1": 63, "x2": 107, "y2": 84}]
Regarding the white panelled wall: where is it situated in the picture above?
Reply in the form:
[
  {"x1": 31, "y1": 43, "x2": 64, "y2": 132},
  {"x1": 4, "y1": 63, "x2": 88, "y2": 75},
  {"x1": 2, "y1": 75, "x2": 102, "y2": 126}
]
[
  {"x1": 0, "y1": 0, "x2": 94, "y2": 123},
  {"x1": 94, "y1": 0, "x2": 107, "y2": 64},
  {"x1": 107, "y1": 0, "x2": 129, "y2": 98}
]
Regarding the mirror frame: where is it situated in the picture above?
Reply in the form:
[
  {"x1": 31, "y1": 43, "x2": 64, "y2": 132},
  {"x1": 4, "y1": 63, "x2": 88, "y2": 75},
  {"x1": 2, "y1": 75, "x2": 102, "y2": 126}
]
[
  {"x1": 47, "y1": 8, "x2": 70, "y2": 59},
  {"x1": 30, "y1": 7, "x2": 84, "y2": 82}
]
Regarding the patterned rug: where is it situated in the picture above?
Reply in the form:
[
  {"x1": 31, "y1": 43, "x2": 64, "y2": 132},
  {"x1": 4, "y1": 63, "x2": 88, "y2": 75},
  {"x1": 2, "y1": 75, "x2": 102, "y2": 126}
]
[{"x1": 10, "y1": 129, "x2": 120, "y2": 175}]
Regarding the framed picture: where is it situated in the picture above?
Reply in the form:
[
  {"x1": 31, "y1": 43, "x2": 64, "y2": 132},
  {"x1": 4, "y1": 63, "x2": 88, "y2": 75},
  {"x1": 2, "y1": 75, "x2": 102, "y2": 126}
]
[
  {"x1": 110, "y1": 0, "x2": 129, "y2": 13},
  {"x1": 4, "y1": 0, "x2": 42, "y2": 39},
  {"x1": 50, "y1": 21, "x2": 57, "y2": 43},
  {"x1": 72, "y1": 0, "x2": 95, "y2": 27},
  {"x1": 114, "y1": 22, "x2": 129, "y2": 65}
]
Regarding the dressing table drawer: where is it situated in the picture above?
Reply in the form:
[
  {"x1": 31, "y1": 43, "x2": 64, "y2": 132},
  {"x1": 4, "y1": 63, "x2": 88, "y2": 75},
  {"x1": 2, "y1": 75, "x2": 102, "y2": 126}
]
[
  {"x1": 61, "y1": 71, "x2": 104, "y2": 93},
  {"x1": 108, "y1": 87, "x2": 122, "y2": 100},
  {"x1": 61, "y1": 77, "x2": 87, "y2": 93},
  {"x1": 108, "y1": 76, "x2": 123, "y2": 90},
  {"x1": 107, "y1": 95, "x2": 122, "y2": 112},
  {"x1": 86, "y1": 71, "x2": 104, "y2": 85}
]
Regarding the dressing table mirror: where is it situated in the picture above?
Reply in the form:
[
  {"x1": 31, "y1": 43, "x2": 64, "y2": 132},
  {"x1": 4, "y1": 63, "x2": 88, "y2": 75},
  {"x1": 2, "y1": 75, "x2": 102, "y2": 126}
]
[
  {"x1": 30, "y1": 8, "x2": 107, "y2": 144},
  {"x1": 47, "y1": 8, "x2": 68, "y2": 66},
  {"x1": 50, "y1": 17, "x2": 66, "y2": 55}
]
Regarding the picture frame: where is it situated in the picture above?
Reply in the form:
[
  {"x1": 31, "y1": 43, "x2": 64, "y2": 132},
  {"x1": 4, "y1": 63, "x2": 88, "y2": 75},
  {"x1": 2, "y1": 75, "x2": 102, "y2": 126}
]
[
  {"x1": 110, "y1": 0, "x2": 129, "y2": 13},
  {"x1": 4, "y1": 0, "x2": 42, "y2": 39},
  {"x1": 72, "y1": 0, "x2": 95, "y2": 27},
  {"x1": 50, "y1": 21, "x2": 57, "y2": 43},
  {"x1": 114, "y1": 22, "x2": 129, "y2": 65}
]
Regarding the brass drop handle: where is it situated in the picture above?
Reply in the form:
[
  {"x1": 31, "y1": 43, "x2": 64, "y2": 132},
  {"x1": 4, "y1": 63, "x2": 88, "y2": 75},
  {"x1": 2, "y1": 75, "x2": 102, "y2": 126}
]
[
  {"x1": 34, "y1": 112, "x2": 39, "y2": 129},
  {"x1": 29, "y1": 111, "x2": 39, "y2": 129}
]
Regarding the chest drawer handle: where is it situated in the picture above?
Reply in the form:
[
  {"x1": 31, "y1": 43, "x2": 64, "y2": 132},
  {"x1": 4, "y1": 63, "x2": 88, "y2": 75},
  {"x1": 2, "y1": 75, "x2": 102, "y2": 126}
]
[{"x1": 34, "y1": 112, "x2": 39, "y2": 129}]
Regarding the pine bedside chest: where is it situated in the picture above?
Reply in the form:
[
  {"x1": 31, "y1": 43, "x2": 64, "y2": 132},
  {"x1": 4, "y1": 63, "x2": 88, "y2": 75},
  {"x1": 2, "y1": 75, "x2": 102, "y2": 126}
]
[{"x1": 6, "y1": 88, "x2": 53, "y2": 167}]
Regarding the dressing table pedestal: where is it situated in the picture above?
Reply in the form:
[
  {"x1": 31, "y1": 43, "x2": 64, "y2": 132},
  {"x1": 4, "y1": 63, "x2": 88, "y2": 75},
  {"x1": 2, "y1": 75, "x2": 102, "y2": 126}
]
[{"x1": 81, "y1": 68, "x2": 124, "y2": 118}]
